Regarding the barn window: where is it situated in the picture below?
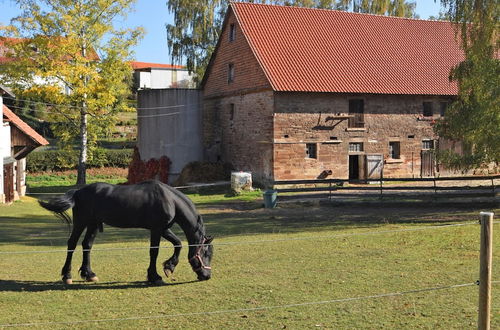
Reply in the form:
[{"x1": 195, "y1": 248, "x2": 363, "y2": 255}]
[
  {"x1": 423, "y1": 102, "x2": 433, "y2": 117},
  {"x1": 389, "y1": 141, "x2": 400, "y2": 159},
  {"x1": 349, "y1": 142, "x2": 363, "y2": 152},
  {"x1": 229, "y1": 24, "x2": 236, "y2": 42},
  {"x1": 306, "y1": 143, "x2": 317, "y2": 159},
  {"x1": 228, "y1": 63, "x2": 234, "y2": 83},
  {"x1": 422, "y1": 139, "x2": 434, "y2": 150},
  {"x1": 348, "y1": 99, "x2": 364, "y2": 128},
  {"x1": 229, "y1": 103, "x2": 235, "y2": 121}
]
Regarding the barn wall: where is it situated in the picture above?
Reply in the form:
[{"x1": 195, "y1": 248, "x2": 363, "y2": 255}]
[
  {"x1": 137, "y1": 88, "x2": 203, "y2": 183},
  {"x1": 273, "y1": 92, "x2": 451, "y2": 180},
  {"x1": 203, "y1": 90, "x2": 274, "y2": 185},
  {"x1": 202, "y1": 7, "x2": 271, "y2": 98}
]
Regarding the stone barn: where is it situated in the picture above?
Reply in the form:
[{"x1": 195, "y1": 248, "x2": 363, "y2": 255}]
[{"x1": 201, "y1": 2, "x2": 465, "y2": 185}]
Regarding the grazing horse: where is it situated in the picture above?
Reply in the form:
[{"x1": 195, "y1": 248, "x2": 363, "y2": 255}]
[{"x1": 38, "y1": 180, "x2": 214, "y2": 285}]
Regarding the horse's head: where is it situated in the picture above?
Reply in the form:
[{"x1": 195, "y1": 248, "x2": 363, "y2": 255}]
[{"x1": 189, "y1": 236, "x2": 214, "y2": 281}]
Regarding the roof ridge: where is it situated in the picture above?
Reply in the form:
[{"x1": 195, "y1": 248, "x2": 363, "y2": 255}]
[{"x1": 230, "y1": 1, "x2": 452, "y2": 24}]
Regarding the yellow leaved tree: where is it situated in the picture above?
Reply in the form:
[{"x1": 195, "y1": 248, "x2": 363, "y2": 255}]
[{"x1": 0, "y1": 0, "x2": 143, "y2": 184}]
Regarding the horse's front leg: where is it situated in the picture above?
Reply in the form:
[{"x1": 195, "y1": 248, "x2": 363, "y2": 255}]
[
  {"x1": 61, "y1": 223, "x2": 85, "y2": 284},
  {"x1": 79, "y1": 224, "x2": 99, "y2": 282},
  {"x1": 147, "y1": 229, "x2": 164, "y2": 285},
  {"x1": 161, "y1": 228, "x2": 182, "y2": 278}
]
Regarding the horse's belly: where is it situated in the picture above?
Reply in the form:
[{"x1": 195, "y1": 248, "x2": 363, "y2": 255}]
[{"x1": 100, "y1": 212, "x2": 151, "y2": 229}]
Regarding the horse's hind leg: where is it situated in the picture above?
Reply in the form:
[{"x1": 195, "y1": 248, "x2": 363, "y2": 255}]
[
  {"x1": 79, "y1": 224, "x2": 99, "y2": 282},
  {"x1": 147, "y1": 229, "x2": 164, "y2": 285},
  {"x1": 161, "y1": 228, "x2": 182, "y2": 278},
  {"x1": 61, "y1": 223, "x2": 85, "y2": 284}
]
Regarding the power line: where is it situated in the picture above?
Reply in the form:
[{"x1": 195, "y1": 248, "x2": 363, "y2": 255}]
[
  {"x1": 3, "y1": 96, "x2": 186, "y2": 111},
  {"x1": 0, "y1": 282, "x2": 481, "y2": 327}
]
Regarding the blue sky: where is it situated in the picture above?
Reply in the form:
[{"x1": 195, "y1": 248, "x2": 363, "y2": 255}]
[{"x1": 0, "y1": 0, "x2": 443, "y2": 65}]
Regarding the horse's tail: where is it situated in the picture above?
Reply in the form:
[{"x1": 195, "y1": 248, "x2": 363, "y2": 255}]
[{"x1": 38, "y1": 189, "x2": 77, "y2": 225}]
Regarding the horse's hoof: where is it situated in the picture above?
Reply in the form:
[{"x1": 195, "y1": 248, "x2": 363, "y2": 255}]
[
  {"x1": 150, "y1": 279, "x2": 165, "y2": 286},
  {"x1": 63, "y1": 278, "x2": 72, "y2": 285},
  {"x1": 164, "y1": 269, "x2": 172, "y2": 277},
  {"x1": 85, "y1": 276, "x2": 99, "y2": 282}
]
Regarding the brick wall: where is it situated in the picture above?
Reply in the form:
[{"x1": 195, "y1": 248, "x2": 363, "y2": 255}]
[
  {"x1": 203, "y1": 91, "x2": 274, "y2": 184},
  {"x1": 273, "y1": 92, "x2": 451, "y2": 180},
  {"x1": 203, "y1": 8, "x2": 271, "y2": 98}
]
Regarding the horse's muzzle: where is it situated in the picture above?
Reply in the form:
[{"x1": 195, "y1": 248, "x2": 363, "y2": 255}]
[{"x1": 197, "y1": 273, "x2": 211, "y2": 281}]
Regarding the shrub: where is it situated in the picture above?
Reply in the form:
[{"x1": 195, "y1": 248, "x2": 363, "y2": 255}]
[
  {"x1": 126, "y1": 147, "x2": 171, "y2": 184},
  {"x1": 27, "y1": 148, "x2": 133, "y2": 172}
]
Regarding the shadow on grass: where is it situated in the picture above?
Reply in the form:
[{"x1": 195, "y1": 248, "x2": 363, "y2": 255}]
[
  {"x1": 1, "y1": 194, "x2": 496, "y2": 247},
  {"x1": 0, "y1": 279, "x2": 198, "y2": 292}
]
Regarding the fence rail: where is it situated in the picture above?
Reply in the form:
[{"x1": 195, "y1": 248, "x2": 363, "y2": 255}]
[{"x1": 272, "y1": 175, "x2": 500, "y2": 201}]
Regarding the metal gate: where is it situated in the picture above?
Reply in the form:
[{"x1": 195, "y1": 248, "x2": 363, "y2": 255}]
[
  {"x1": 3, "y1": 163, "x2": 14, "y2": 203},
  {"x1": 421, "y1": 150, "x2": 435, "y2": 177}
]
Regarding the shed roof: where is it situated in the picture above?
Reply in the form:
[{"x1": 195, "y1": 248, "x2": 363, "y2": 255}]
[
  {"x1": 230, "y1": 2, "x2": 464, "y2": 95},
  {"x1": 3, "y1": 105, "x2": 49, "y2": 146}
]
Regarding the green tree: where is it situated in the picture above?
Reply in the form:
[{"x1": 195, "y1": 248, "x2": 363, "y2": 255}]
[
  {"x1": 434, "y1": 0, "x2": 499, "y2": 170},
  {"x1": 0, "y1": 0, "x2": 143, "y2": 184},
  {"x1": 166, "y1": 0, "x2": 416, "y2": 83}
]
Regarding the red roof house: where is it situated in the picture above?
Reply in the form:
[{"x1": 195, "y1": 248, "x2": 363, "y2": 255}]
[
  {"x1": 2, "y1": 102, "x2": 48, "y2": 203},
  {"x1": 130, "y1": 61, "x2": 194, "y2": 89},
  {"x1": 201, "y1": 3, "x2": 465, "y2": 183}
]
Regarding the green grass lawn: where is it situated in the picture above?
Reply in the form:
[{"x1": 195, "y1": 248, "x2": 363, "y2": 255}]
[{"x1": 1, "y1": 193, "x2": 499, "y2": 328}]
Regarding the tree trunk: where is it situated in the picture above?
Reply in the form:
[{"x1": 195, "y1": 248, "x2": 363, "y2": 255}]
[
  {"x1": 76, "y1": 110, "x2": 88, "y2": 185},
  {"x1": 77, "y1": 40, "x2": 88, "y2": 185}
]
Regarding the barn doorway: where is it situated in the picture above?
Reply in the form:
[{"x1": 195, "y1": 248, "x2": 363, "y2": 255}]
[
  {"x1": 349, "y1": 155, "x2": 359, "y2": 180},
  {"x1": 349, "y1": 155, "x2": 366, "y2": 181}
]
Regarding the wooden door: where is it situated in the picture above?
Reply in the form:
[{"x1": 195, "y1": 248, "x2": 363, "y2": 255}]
[
  {"x1": 366, "y1": 154, "x2": 383, "y2": 180},
  {"x1": 421, "y1": 150, "x2": 435, "y2": 177},
  {"x1": 3, "y1": 163, "x2": 14, "y2": 203}
]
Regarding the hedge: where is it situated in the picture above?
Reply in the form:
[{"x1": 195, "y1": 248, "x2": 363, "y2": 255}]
[{"x1": 26, "y1": 148, "x2": 133, "y2": 172}]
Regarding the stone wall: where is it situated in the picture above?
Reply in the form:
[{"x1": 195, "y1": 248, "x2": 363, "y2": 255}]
[
  {"x1": 203, "y1": 91, "x2": 274, "y2": 184},
  {"x1": 273, "y1": 92, "x2": 452, "y2": 180}
]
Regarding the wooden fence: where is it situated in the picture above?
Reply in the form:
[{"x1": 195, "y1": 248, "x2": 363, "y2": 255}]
[{"x1": 273, "y1": 175, "x2": 500, "y2": 202}]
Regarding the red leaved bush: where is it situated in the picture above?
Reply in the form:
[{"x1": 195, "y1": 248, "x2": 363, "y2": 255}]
[{"x1": 126, "y1": 147, "x2": 171, "y2": 184}]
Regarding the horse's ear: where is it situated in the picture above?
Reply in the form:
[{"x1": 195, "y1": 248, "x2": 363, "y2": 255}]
[{"x1": 205, "y1": 236, "x2": 214, "y2": 244}]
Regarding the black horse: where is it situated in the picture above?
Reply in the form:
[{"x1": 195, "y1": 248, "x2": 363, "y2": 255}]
[{"x1": 38, "y1": 180, "x2": 213, "y2": 285}]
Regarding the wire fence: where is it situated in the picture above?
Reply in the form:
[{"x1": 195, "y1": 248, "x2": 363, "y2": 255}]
[
  {"x1": 0, "y1": 213, "x2": 497, "y2": 327},
  {"x1": 3, "y1": 282, "x2": 495, "y2": 328},
  {"x1": 1, "y1": 221, "x2": 496, "y2": 255}
]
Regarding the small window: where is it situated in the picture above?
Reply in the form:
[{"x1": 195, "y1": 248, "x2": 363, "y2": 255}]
[
  {"x1": 422, "y1": 140, "x2": 434, "y2": 150},
  {"x1": 306, "y1": 143, "x2": 317, "y2": 159},
  {"x1": 229, "y1": 24, "x2": 236, "y2": 42},
  {"x1": 440, "y1": 102, "x2": 448, "y2": 117},
  {"x1": 389, "y1": 141, "x2": 400, "y2": 159},
  {"x1": 423, "y1": 102, "x2": 433, "y2": 117},
  {"x1": 349, "y1": 142, "x2": 363, "y2": 152},
  {"x1": 229, "y1": 103, "x2": 235, "y2": 121},
  {"x1": 228, "y1": 63, "x2": 234, "y2": 83},
  {"x1": 348, "y1": 99, "x2": 364, "y2": 128}
]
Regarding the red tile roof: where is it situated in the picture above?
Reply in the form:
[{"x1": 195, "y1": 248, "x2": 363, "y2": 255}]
[
  {"x1": 3, "y1": 105, "x2": 49, "y2": 146},
  {"x1": 231, "y1": 3, "x2": 464, "y2": 95},
  {"x1": 131, "y1": 61, "x2": 185, "y2": 70}
]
